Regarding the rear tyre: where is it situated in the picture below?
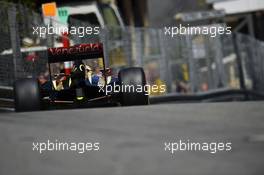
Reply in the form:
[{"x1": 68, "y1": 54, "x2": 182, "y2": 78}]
[
  {"x1": 118, "y1": 67, "x2": 149, "y2": 106},
  {"x1": 14, "y1": 78, "x2": 41, "y2": 112}
]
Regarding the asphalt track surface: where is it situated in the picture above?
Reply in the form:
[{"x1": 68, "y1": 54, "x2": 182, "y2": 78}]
[{"x1": 0, "y1": 102, "x2": 264, "y2": 175}]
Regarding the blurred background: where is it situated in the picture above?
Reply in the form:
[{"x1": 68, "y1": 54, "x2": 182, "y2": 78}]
[
  {"x1": 1, "y1": 1, "x2": 264, "y2": 174},
  {"x1": 0, "y1": 0, "x2": 264, "y2": 96}
]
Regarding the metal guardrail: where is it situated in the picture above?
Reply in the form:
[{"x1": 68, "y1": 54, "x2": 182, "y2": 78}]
[
  {"x1": 1, "y1": 86, "x2": 264, "y2": 110},
  {"x1": 0, "y1": 86, "x2": 13, "y2": 98},
  {"x1": 0, "y1": 86, "x2": 13, "y2": 109},
  {"x1": 150, "y1": 88, "x2": 264, "y2": 104}
]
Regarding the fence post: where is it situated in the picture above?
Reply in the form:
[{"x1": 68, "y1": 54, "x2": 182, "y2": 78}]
[
  {"x1": 135, "y1": 28, "x2": 143, "y2": 67},
  {"x1": 246, "y1": 37, "x2": 258, "y2": 91},
  {"x1": 159, "y1": 29, "x2": 172, "y2": 93},
  {"x1": 204, "y1": 36, "x2": 215, "y2": 89},
  {"x1": 186, "y1": 35, "x2": 197, "y2": 93},
  {"x1": 128, "y1": 27, "x2": 135, "y2": 67},
  {"x1": 213, "y1": 34, "x2": 227, "y2": 88},
  {"x1": 8, "y1": 5, "x2": 22, "y2": 80},
  {"x1": 101, "y1": 28, "x2": 109, "y2": 68},
  {"x1": 232, "y1": 33, "x2": 248, "y2": 99}
]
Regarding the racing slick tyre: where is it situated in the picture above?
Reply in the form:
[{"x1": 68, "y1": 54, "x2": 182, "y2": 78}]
[
  {"x1": 118, "y1": 67, "x2": 149, "y2": 106},
  {"x1": 14, "y1": 78, "x2": 41, "y2": 112}
]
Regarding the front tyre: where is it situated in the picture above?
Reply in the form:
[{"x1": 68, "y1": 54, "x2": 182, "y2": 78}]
[
  {"x1": 118, "y1": 67, "x2": 149, "y2": 106},
  {"x1": 14, "y1": 78, "x2": 41, "y2": 112}
]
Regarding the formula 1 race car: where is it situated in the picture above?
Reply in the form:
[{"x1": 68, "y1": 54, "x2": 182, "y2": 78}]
[{"x1": 14, "y1": 43, "x2": 149, "y2": 112}]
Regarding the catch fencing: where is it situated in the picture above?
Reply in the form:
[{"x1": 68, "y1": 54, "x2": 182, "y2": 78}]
[{"x1": 0, "y1": 2, "x2": 263, "y2": 96}]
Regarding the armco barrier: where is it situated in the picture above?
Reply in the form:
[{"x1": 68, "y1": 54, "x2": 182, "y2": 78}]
[{"x1": 1, "y1": 87, "x2": 264, "y2": 110}]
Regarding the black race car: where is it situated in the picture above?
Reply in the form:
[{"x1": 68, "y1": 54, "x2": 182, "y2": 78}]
[{"x1": 14, "y1": 43, "x2": 149, "y2": 112}]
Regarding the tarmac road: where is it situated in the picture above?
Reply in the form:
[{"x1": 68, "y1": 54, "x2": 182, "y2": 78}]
[{"x1": 0, "y1": 102, "x2": 264, "y2": 175}]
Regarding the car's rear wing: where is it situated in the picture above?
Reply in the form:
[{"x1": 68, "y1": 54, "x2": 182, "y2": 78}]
[{"x1": 47, "y1": 43, "x2": 104, "y2": 63}]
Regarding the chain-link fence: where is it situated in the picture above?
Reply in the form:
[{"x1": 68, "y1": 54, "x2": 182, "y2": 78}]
[
  {"x1": 235, "y1": 33, "x2": 264, "y2": 92},
  {"x1": 0, "y1": 2, "x2": 48, "y2": 87},
  {"x1": 0, "y1": 2, "x2": 263, "y2": 96},
  {"x1": 0, "y1": 2, "x2": 14, "y2": 87}
]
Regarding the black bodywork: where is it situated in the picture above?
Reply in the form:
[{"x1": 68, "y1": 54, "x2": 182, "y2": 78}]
[
  {"x1": 43, "y1": 43, "x2": 120, "y2": 108},
  {"x1": 14, "y1": 43, "x2": 149, "y2": 111}
]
